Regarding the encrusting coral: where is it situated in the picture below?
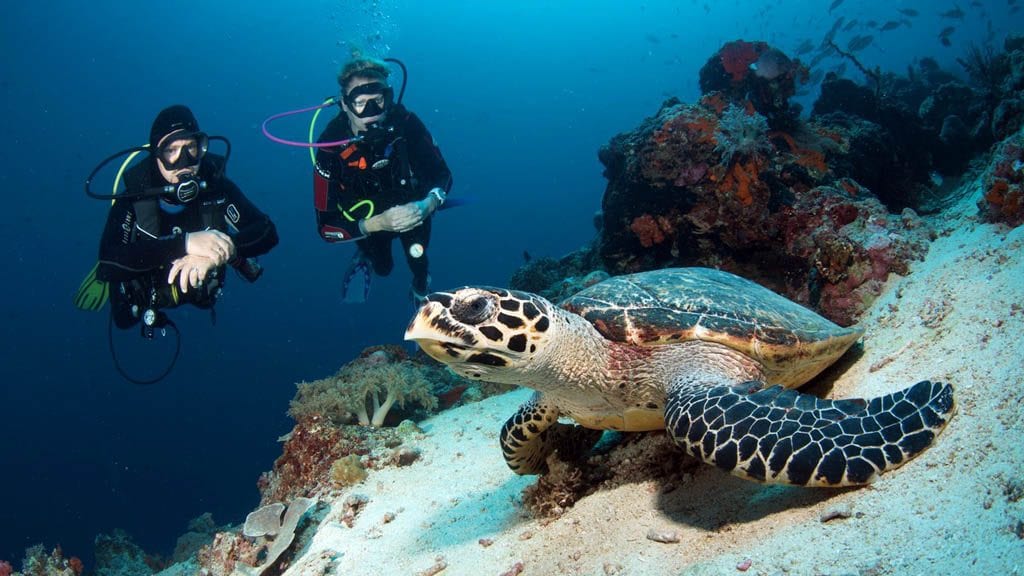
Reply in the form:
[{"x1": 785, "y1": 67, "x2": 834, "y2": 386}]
[{"x1": 329, "y1": 454, "x2": 368, "y2": 487}]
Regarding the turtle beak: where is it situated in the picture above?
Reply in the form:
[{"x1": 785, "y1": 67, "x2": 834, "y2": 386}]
[{"x1": 404, "y1": 301, "x2": 467, "y2": 363}]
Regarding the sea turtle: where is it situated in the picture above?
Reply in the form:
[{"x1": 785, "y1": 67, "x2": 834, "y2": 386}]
[{"x1": 405, "y1": 267, "x2": 954, "y2": 487}]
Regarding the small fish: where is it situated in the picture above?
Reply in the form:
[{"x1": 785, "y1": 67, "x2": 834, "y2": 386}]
[
  {"x1": 750, "y1": 48, "x2": 794, "y2": 80},
  {"x1": 829, "y1": 0, "x2": 844, "y2": 13},
  {"x1": 809, "y1": 49, "x2": 831, "y2": 68},
  {"x1": 522, "y1": 250, "x2": 532, "y2": 263},
  {"x1": 939, "y1": 26, "x2": 956, "y2": 37},
  {"x1": 941, "y1": 6, "x2": 965, "y2": 19},
  {"x1": 795, "y1": 39, "x2": 816, "y2": 55},
  {"x1": 880, "y1": 20, "x2": 902, "y2": 31},
  {"x1": 847, "y1": 34, "x2": 874, "y2": 52},
  {"x1": 828, "y1": 17, "x2": 846, "y2": 37},
  {"x1": 645, "y1": 33, "x2": 660, "y2": 45},
  {"x1": 843, "y1": 18, "x2": 859, "y2": 31},
  {"x1": 940, "y1": 35, "x2": 952, "y2": 47},
  {"x1": 822, "y1": 17, "x2": 845, "y2": 48},
  {"x1": 1012, "y1": 5, "x2": 1021, "y2": 14},
  {"x1": 898, "y1": 8, "x2": 920, "y2": 16}
]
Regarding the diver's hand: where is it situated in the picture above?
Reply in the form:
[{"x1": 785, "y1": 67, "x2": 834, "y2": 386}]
[
  {"x1": 412, "y1": 188, "x2": 445, "y2": 220},
  {"x1": 363, "y1": 204, "x2": 421, "y2": 234},
  {"x1": 185, "y1": 230, "x2": 235, "y2": 265},
  {"x1": 167, "y1": 255, "x2": 217, "y2": 294}
]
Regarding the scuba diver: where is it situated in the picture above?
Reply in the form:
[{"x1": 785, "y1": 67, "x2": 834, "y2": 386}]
[
  {"x1": 77, "y1": 104, "x2": 278, "y2": 383},
  {"x1": 312, "y1": 56, "x2": 453, "y2": 304}
]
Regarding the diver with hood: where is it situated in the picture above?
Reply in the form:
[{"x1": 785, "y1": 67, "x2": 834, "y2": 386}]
[
  {"x1": 91, "y1": 105, "x2": 278, "y2": 340},
  {"x1": 312, "y1": 56, "x2": 453, "y2": 304}
]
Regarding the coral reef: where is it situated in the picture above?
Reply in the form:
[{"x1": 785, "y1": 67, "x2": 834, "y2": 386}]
[
  {"x1": 509, "y1": 241, "x2": 606, "y2": 303},
  {"x1": 592, "y1": 39, "x2": 978, "y2": 324},
  {"x1": 329, "y1": 454, "x2": 368, "y2": 487},
  {"x1": 233, "y1": 497, "x2": 316, "y2": 576},
  {"x1": 3, "y1": 545, "x2": 83, "y2": 576},
  {"x1": 170, "y1": 513, "x2": 225, "y2": 564},
  {"x1": 187, "y1": 497, "x2": 317, "y2": 575},
  {"x1": 979, "y1": 130, "x2": 1024, "y2": 227},
  {"x1": 521, "y1": 433, "x2": 700, "y2": 520},
  {"x1": 194, "y1": 532, "x2": 260, "y2": 576},
  {"x1": 698, "y1": 40, "x2": 807, "y2": 131},
  {"x1": 288, "y1": 345, "x2": 438, "y2": 428},
  {"x1": 259, "y1": 343, "x2": 515, "y2": 505},
  {"x1": 257, "y1": 415, "x2": 375, "y2": 504},
  {"x1": 521, "y1": 455, "x2": 588, "y2": 520},
  {"x1": 776, "y1": 182, "x2": 931, "y2": 324},
  {"x1": 94, "y1": 529, "x2": 164, "y2": 575},
  {"x1": 713, "y1": 104, "x2": 772, "y2": 166}
]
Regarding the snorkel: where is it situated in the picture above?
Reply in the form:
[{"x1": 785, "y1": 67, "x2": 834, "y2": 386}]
[{"x1": 260, "y1": 57, "x2": 408, "y2": 164}]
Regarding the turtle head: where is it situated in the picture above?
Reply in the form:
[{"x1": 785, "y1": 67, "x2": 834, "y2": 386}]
[{"x1": 404, "y1": 286, "x2": 555, "y2": 383}]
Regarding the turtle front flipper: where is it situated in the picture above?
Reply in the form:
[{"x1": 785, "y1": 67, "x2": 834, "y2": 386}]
[
  {"x1": 665, "y1": 380, "x2": 955, "y2": 487},
  {"x1": 500, "y1": 393, "x2": 603, "y2": 475}
]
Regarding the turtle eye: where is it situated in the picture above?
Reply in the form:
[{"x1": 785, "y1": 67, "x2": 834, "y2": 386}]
[{"x1": 452, "y1": 293, "x2": 495, "y2": 325}]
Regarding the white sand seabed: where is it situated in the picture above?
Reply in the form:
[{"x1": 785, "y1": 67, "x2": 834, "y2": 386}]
[{"x1": 173, "y1": 176, "x2": 1024, "y2": 576}]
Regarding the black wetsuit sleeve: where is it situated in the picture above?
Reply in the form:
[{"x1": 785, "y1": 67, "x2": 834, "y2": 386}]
[
  {"x1": 96, "y1": 199, "x2": 186, "y2": 283},
  {"x1": 219, "y1": 177, "x2": 279, "y2": 258},
  {"x1": 404, "y1": 112, "x2": 453, "y2": 194}
]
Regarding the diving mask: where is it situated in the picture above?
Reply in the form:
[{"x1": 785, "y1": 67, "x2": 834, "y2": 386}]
[
  {"x1": 344, "y1": 82, "x2": 393, "y2": 118},
  {"x1": 156, "y1": 130, "x2": 209, "y2": 171}
]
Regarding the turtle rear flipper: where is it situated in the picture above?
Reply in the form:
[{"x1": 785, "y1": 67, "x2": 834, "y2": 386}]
[
  {"x1": 500, "y1": 394, "x2": 603, "y2": 475},
  {"x1": 665, "y1": 380, "x2": 955, "y2": 487}
]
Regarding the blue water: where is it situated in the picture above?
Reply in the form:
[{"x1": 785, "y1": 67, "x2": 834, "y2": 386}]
[{"x1": 1, "y1": 0, "x2": 1017, "y2": 568}]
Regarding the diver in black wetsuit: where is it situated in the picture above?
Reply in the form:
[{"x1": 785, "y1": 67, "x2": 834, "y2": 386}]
[
  {"x1": 96, "y1": 105, "x2": 279, "y2": 330},
  {"x1": 313, "y1": 57, "x2": 452, "y2": 304}
]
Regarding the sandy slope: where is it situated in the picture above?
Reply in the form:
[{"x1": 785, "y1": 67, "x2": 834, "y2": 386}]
[{"x1": 168, "y1": 177, "x2": 1024, "y2": 576}]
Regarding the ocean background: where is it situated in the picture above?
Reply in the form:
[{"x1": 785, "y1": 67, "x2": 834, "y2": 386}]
[{"x1": 0, "y1": 0, "x2": 1017, "y2": 568}]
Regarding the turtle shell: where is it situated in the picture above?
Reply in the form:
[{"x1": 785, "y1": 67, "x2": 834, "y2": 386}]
[{"x1": 561, "y1": 267, "x2": 864, "y2": 387}]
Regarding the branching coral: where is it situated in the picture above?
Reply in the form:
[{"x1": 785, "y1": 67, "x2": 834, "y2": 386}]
[
  {"x1": 957, "y1": 42, "x2": 1010, "y2": 98},
  {"x1": 713, "y1": 104, "x2": 772, "y2": 166}
]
